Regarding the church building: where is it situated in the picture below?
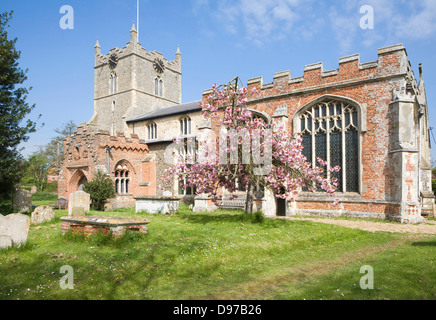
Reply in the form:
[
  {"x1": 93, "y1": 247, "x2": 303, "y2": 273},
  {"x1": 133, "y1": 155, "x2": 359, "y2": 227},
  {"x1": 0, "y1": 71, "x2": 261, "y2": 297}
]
[{"x1": 58, "y1": 25, "x2": 434, "y2": 223}]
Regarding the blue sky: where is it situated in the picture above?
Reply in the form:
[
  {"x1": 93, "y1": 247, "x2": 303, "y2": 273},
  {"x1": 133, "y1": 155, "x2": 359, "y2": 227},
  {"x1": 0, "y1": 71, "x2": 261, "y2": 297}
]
[{"x1": 2, "y1": 0, "x2": 436, "y2": 160}]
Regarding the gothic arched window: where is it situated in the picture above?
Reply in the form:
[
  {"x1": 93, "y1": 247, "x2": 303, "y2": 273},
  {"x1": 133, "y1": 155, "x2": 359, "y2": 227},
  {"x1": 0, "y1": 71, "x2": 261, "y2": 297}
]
[
  {"x1": 147, "y1": 122, "x2": 157, "y2": 140},
  {"x1": 298, "y1": 99, "x2": 359, "y2": 193},
  {"x1": 180, "y1": 116, "x2": 192, "y2": 136},
  {"x1": 155, "y1": 77, "x2": 163, "y2": 97},
  {"x1": 114, "y1": 163, "x2": 131, "y2": 195},
  {"x1": 110, "y1": 73, "x2": 117, "y2": 94}
]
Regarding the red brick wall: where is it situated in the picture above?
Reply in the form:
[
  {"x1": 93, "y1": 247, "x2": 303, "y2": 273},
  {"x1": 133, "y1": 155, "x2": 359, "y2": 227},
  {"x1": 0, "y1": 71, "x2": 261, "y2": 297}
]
[
  {"x1": 58, "y1": 125, "x2": 156, "y2": 206},
  {"x1": 202, "y1": 46, "x2": 411, "y2": 217}
]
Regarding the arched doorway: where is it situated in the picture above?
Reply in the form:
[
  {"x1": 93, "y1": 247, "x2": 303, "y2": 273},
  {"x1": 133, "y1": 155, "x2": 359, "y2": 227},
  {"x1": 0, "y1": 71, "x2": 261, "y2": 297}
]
[
  {"x1": 69, "y1": 170, "x2": 88, "y2": 193},
  {"x1": 78, "y1": 176, "x2": 87, "y2": 191}
]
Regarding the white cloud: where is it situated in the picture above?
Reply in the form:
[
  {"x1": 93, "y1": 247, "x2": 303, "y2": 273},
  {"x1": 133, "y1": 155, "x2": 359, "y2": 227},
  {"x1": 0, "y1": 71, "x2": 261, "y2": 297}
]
[
  {"x1": 191, "y1": 0, "x2": 436, "y2": 49},
  {"x1": 194, "y1": 0, "x2": 306, "y2": 45},
  {"x1": 328, "y1": 6, "x2": 359, "y2": 54},
  {"x1": 394, "y1": 0, "x2": 436, "y2": 39},
  {"x1": 329, "y1": 0, "x2": 436, "y2": 53}
]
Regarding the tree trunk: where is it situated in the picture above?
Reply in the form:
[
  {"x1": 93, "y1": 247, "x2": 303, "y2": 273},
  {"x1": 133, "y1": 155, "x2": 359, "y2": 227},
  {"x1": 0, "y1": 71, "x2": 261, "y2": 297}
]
[{"x1": 245, "y1": 181, "x2": 255, "y2": 214}]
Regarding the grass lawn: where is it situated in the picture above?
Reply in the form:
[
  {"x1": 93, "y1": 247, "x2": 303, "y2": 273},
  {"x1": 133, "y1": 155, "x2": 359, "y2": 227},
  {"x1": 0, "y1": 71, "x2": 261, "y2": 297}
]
[{"x1": 1, "y1": 204, "x2": 435, "y2": 300}]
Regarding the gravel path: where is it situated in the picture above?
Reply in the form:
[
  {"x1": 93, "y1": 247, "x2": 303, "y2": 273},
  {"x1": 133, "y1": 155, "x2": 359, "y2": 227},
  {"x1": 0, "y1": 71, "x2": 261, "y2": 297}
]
[{"x1": 275, "y1": 216, "x2": 436, "y2": 235}]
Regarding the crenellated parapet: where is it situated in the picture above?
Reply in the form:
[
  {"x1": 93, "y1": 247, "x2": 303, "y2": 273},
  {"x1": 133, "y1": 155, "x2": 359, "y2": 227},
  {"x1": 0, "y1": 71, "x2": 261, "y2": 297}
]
[
  {"x1": 203, "y1": 44, "x2": 409, "y2": 99},
  {"x1": 94, "y1": 36, "x2": 181, "y2": 74},
  {"x1": 63, "y1": 124, "x2": 148, "y2": 169}
]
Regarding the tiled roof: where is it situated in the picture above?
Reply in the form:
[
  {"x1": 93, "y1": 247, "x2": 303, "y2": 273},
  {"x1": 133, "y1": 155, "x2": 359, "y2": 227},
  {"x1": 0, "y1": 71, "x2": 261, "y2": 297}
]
[{"x1": 127, "y1": 101, "x2": 202, "y2": 123}]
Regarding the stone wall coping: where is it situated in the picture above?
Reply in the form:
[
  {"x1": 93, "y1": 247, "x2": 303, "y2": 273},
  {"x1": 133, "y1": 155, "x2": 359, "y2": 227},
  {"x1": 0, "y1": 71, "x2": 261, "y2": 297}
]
[
  {"x1": 294, "y1": 196, "x2": 401, "y2": 206},
  {"x1": 134, "y1": 196, "x2": 180, "y2": 201},
  {"x1": 60, "y1": 216, "x2": 150, "y2": 227}
]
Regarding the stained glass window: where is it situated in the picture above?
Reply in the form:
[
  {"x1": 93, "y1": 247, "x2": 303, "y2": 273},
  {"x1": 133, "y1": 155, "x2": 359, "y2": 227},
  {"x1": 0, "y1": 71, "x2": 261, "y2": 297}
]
[
  {"x1": 298, "y1": 99, "x2": 359, "y2": 193},
  {"x1": 346, "y1": 128, "x2": 359, "y2": 192},
  {"x1": 301, "y1": 132, "x2": 312, "y2": 163},
  {"x1": 330, "y1": 129, "x2": 343, "y2": 192}
]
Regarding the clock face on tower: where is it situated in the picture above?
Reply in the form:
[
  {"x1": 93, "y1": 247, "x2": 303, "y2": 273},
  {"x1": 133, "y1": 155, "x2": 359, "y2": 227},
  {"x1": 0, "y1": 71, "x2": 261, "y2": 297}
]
[
  {"x1": 153, "y1": 58, "x2": 165, "y2": 74},
  {"x1": 108, "y1": 54, "x2": 118, "y2": 69}
]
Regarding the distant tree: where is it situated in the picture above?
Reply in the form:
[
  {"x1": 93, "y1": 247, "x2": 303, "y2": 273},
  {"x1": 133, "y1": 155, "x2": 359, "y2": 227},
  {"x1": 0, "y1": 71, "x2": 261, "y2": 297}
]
[
  {"x1": 42, "y1": 120, "x2": 77, "y2": 170},
  {"x1": 25, "y1": 152, "x2": 50, "y2": 192},
  {"x1": 83, "y1": 171, "x2": 116, "y2": 211},
  {"x1": 0, "y1": 11, "x2": 38, "y2": 213}
]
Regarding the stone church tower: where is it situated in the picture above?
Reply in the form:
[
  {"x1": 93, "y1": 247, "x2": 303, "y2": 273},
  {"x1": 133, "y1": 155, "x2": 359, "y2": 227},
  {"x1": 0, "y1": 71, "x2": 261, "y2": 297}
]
[
  {"x1": 58, "y1": 24, "x2": 183, "y2": 208},
  {"x1": 88, "y1": 22, "x2": 182, "y2": 135}
]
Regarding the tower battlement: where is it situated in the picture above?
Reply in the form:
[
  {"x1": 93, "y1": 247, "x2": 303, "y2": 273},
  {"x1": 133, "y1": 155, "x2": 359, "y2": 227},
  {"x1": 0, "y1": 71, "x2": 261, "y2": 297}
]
[
  {"x1": 90, "y1": 24, "x2": 182, "y2": 135},
  {"x1": 94, "y1": 39, "x2": 181, "y2": 74}
]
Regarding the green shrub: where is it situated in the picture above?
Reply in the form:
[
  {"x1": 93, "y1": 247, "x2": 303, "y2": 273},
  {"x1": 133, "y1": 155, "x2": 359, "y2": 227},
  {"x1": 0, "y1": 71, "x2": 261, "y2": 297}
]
[
  {"x1": 0, "y1": 199, "x2": 13, "y2": 215},
  {"x1": 44, "y1": 181, "x2": 58, "y2": 193},
  {"x1": 83, "y1": 171, "x2": 116, "y2": 211}
]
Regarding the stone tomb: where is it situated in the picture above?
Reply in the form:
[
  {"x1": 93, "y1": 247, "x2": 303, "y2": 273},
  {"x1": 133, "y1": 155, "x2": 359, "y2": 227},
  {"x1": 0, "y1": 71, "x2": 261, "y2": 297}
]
[
  {"x1": 61, "y1": 216, "x2": 150, "y2": 238},
  {"x1": 135, "y1": 196, "x2": 179, "y2": 214}
]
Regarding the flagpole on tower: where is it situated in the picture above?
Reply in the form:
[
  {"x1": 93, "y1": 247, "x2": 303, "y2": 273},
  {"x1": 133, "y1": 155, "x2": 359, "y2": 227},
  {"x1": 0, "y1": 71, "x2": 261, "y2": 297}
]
[{"x1": 137, "y1": 0, "x2": 140, "y2": 41}]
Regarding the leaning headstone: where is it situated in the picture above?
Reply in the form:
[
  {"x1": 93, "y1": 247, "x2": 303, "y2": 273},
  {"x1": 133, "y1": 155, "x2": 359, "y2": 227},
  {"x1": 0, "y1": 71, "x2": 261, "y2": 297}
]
[
  {"x1": 55, "y1": 198, "x2": 68, "y2": 210},
  {"x1": 31, "y1": 205, "x2": 55, "y2": 225},
  {"x1": 68, "y1": 191, "x2": 90, "y2": 216},
  {"x1": 13, "y1": 189, "x2": 32, "y2": 213},
  {"x1": 0, "y1": 213, "x2": 31, "y2": 247}
]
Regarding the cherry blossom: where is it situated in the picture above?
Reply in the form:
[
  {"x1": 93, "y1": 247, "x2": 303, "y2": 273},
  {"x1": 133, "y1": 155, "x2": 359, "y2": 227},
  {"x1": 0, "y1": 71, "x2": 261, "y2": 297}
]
[{"x1": 161, "y1": 77, "x2": 340, "y2": 213}]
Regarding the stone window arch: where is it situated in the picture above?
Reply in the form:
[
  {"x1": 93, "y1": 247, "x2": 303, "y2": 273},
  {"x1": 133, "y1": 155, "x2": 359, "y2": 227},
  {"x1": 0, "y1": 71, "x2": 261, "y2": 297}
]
[
  {"x1": 147, "y1": 121, "x2": 157, "y2": 140},
  {"x1": 114, "y1": 160, "x2": 133, "y2": 195},
  {"x1": 180, "y1": 116, "x2": 192, "y2": 136},
  {"x1": 154, "y1": 77, "x2": 163, "y2": 97},
  {"x1": 249, "y1": 109, "x2": 271, "y2": 124},
  {"x1": 294, "y1": 96, "x2": 362, "y2": 193}
]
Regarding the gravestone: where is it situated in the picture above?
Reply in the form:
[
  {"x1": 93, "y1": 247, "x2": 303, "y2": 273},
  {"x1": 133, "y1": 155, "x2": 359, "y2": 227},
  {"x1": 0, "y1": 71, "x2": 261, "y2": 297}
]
[
  {"x1": 68, "y1": 191, "x2": 90, "y2": 216},
  {"x1": 31, "y1": 205, "x2": 55, "y2": 225},
  {"x1": 13, "y1": 189, "x2": 32, "y2": 213},
  {"x1": 0, "y1": 213, "x2": 31, "y2": 248},
  {"x1": 0, "y1": 235, "x2": 13, "y2": 250},
  {"x1": 55, "y1": 198, "x2": 68, "y2": 210}
]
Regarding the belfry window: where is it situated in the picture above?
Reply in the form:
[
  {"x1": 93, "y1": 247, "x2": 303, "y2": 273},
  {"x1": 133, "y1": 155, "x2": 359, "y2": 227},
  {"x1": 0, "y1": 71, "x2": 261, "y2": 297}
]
[
  {"x1": 110, "y1": 73, "x2": 117, "y2": 94},
  {"x1": 155, "y1": 77, "x2": 163, "y2": 97},
  {"x1": 299, "y1": 100, "x2": 359, "y2": 193}
]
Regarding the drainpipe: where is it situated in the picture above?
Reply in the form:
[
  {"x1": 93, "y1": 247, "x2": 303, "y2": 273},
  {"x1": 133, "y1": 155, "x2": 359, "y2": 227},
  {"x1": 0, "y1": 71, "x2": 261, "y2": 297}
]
[{"x1": 106, "y1": 146, "x2": 112, "y2": 175}]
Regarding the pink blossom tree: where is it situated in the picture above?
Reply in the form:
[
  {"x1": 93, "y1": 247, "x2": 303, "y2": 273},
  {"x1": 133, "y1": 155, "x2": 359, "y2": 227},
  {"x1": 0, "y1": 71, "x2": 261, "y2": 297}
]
[{"x1": 161, "y1": 77, "x2": 340, "y2": 214}]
